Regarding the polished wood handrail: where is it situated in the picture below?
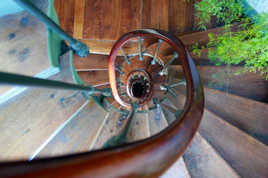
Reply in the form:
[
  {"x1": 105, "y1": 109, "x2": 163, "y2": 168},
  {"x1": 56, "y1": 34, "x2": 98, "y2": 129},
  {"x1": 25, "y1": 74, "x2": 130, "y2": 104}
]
[{"x1": 0, "y1": 29, "x2": 204, "y2": 178}]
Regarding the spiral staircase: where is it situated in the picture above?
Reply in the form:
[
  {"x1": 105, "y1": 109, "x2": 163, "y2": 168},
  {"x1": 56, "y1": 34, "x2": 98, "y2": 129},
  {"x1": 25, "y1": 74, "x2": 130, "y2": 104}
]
[{"x1": 0, "y1": 0, "x2": 267, "y2": 177}]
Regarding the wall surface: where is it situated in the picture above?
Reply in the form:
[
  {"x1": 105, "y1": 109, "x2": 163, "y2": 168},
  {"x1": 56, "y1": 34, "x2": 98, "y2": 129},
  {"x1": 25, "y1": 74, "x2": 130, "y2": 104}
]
[{"x1": 0, "y1": 0, "x2": 23, "y2": 17}]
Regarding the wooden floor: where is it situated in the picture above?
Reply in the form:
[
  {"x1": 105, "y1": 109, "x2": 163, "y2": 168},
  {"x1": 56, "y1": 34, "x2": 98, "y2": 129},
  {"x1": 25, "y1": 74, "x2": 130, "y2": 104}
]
[{"x1": 54, "y1": 0, "x2": 194, "y2": 41}]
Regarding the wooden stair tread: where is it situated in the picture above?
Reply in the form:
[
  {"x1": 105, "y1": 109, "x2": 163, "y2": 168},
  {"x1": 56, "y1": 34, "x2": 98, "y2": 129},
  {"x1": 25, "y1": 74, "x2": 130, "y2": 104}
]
[
  {"x1": 78, "y1": 70, "x2": 109, "y2": 87},
  {"x1": 183, "y1": 133, "x2": 239, "y2": 178},
  {"x1": 37, "y1": 100, "x2": 108, "y2": 158},
  {"x1": 92, "y1": 109, "x2": 127, "y2": 149},
  {"x1": 204, "y1": 87, "x2": 268, "y2": 145},
  {"x1": 0, "y1": 55, "x2": 87, "y2": 160},
  {"x1": 148, "y1": 107, "x2": 168, "y2": 136},
  {"x1": 178, "y1": 23, "x2": 241, "y2": 48},
  {"x1": 199, "y1": 109, "x2": 268, "y2": 178},
  {"x1": 161, "y1": 158, "x2": 191, "y2": 178},
  {"x1": 0, "y1": 11, "x2": 51, "y2": 96},
  {"x1": 161, "y1": 104, "x2": 176, "y2": 125},
  {"x1": 127, "y1": 113, "x2": 150, "y2": 142},
  {"x1": 170, "y1": 65, "x2": 268, "y2": 103},
  {"x1": 73, "y1": 54, "x2": 109, "y2": 70}
]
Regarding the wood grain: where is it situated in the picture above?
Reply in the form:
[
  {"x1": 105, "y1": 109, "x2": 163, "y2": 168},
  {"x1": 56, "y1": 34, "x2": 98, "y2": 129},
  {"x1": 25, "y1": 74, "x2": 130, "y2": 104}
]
[
  {"x1": 183, "y1": 133, "x2": 239, "y2": 178},
  {"x1": 37, "y1": 100, "x2": 108, "y2": 158},
  {"x1": 169, "y1": 0, "x2": 194, "y2": 33},
  {"x1": 73, "y1": 0, "x2": 86, "y2": 39},
  {"x1": 204, "y1": 87, "x2": 268, "y2": 145},
  {"x1": 148, "y1": 107, "x2": 168, "y2": 136},
  {"x1": 199, "y1": 109, "x2": 268, "y2": 178},
  {"x1": 54, "y1": 0, "x2": 196, "y2": 54},
  {"x1": 170, "y1": 65, "x2": 268, "y2": 103},
  {"x1": 54, "y1": 0, "x2": 75, "y2": 36},
  {"x1": 93, "y1": 109, "x2": 128, "y2": 149},
  {"x1": 77, "y1": 70, "x2": 109, "y2": 86},
  {"x1": 127, "y1": 113, "x2": 150, "y2": 142},
  {"x1": 0, "y1": 54, "x2": 87, "y2": 160},
  {"x1": 161, "y1": 158, "x2": 191, "y2": 178},
  {"x1": 73, "y1": 53, "x2": 108, "y2": 70}
]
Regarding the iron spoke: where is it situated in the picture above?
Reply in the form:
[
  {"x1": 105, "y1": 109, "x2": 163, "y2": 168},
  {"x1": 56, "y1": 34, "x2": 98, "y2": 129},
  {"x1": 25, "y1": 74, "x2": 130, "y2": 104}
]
[{"x1": 151, "y1": 39, "x2": 163, "y2": 65}]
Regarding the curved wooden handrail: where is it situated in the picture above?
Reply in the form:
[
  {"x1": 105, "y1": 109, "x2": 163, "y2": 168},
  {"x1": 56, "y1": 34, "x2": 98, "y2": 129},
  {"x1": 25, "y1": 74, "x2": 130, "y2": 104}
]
[{"x1": 0, "y1": 29, "x2": 204, "y2": 178}]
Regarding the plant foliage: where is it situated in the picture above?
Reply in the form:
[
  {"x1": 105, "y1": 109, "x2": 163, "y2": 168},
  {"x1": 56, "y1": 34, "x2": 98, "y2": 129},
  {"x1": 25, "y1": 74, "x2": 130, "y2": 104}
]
[
  {"x1": 195, "y1": 0, "x2": 244, "y2": 30},
  {"x1": 194, "y1": 0, "x2": 268, "y2": 79}
]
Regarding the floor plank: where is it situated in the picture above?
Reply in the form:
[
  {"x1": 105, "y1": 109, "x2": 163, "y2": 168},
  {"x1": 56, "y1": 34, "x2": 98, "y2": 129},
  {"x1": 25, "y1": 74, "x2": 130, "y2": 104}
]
[
  {"x1": 73, "y1": 54, "x2": 108, "y2": 70},
  {"x1": 0, "y1": 54, "x2": 87, "y2": 160},
  {"x1": 37, "y1": 100, "x2": 108, "y2": 158},
  {"x1": 0, "y1": 12, "x2": 50, "y2": 96},
  {"x1": 204, "y1": 87, "x2": 268, "y2": 145},
  {"x1": 127, "y1": 113, "x2": 150, "y2": 142},
  {"x1": 183, "y1": 133, "x2": 239, "y2": 178},
  {"x1": 77, "y1": 70, "x2": 109, "y2": 86},
  {"x1": 170, "y1": 65, "x2": 268, "y2": 103},
  {"x1": 199, "y1": 109, "x2": 268, "y2": 178},
  {"x1": 54, "y1": 0, "x2": 196, "y2": 53},
  {"x1": 148, "y1": 107, "x2": 168, "y2": 136},
  {"x1": 161, "y1": 157, "x2": 191, "y2": 178},
  {"x1": 93, "y1": 109, "x2": 129, "y2": 149}
]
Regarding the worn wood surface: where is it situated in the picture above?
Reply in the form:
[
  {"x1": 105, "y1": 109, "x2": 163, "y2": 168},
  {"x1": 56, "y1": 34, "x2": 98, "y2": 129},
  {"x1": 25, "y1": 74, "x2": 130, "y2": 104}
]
[
  {"x1": 37, "y1": 100, "x2": 108, "y2": 158},
  {"x1": 0, "y1": 12, "x2": 50, "y2": 96},
  {"x1": 161, "y1": 158, "x2": 191, "y2": 178},
  {"x1": 199, "y1": 109, "x2": 268, "y2": 178},
  {"x1": 0, "y1": 55, "x2": 87, "y2": 160},
  {"x1": 148, "y1": 107, "x2": 168, "y2": 136},
  {"x1": 183, "y1": 133, "x2": 239, "y2": 178},
  {"x1": 55, "y1": 0, "x2": 195, "y2": 40},
  {"x1": 77, "y1": 70, "x2": 109, "y2": 87},
  {"x1": 170, "y1": 65, "x2": 268, "y2": 103},
  {"x1": 74, "y1": 54, "x2": 108, "y2": 70},
  {"x1": 92, "y1": 109, "x2": 127, "y2": 149},
  {"x1": 127, "y1": 113, "x2": 150, "y2": 142},
  {"x1": 204, "y1": 87, "x2": 268, "y2": 145}
]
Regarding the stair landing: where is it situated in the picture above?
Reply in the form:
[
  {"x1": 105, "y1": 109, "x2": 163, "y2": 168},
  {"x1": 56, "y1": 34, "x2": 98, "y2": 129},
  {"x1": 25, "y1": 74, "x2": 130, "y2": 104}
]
[{"x1": 54, "y1": 0, "x2": 195, "y2": 54}]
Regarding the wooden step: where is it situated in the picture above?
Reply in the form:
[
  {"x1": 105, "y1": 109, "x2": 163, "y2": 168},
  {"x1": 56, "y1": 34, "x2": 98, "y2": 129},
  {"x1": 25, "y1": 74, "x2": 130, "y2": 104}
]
[
  {"x1": 183, "y1": 133, "x2": 239, "y2": 178},
  {"x1": 0, "y1": 54, "x2": 87, "y2": 160},
  {"x1": 0, "y1": 11, "x2": 51, "y2": 96},
  {"x1": 199, "y1": 109, "x2": 268, "y2": 178},
  {"x1": 169, "y1": 83, "x2": 268, "y2": 144},
  {"x1": 170, "y1": 65, "x2": 268, "y2": 103},
  {"x1": 161, "y1": 158, "x2": 191, "y2": 178},
  {"x1": 93, "y1": 109, "x2": 128, "y2": 149},
  {"x1": 77, "y1": 70, "x2": 109, "y2": 87},
  {"x1": 148, "y1": 107, "x2": 168, "y2": 136},
  {"x1": 178, "y1": 23, "x2": 241, "y2": 48},
  {"x1": 37, "y1": 100, "x2": 108, "y2": 158},
  {"x1": 73, "y1": 54, "x2": 109, "y2": 70},
  {"x1": 127, "y1": 113, "x2": 150, "y2": 142},
  {"x1": 161, "y1": 104, "x2": 176, "y2": 125},
  {"x1": 204, "y1": 87, "x2": 268, "y2": 145}
]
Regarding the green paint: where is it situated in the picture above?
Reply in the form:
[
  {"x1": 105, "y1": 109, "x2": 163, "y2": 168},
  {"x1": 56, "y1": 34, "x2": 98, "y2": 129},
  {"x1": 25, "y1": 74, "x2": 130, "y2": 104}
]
[{"x1": 47, "y1": 0, "x2": 61, "y2": 68}]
